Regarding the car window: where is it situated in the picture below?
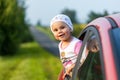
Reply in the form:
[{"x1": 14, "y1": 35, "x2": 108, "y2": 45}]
[{"x1": 73, "y1": 27, "x2": 105, "y2": 80}]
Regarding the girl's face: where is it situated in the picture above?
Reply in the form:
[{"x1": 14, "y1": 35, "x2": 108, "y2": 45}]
[{"x1": 51, "y1": 21, "x2": 72, "y2": 41}]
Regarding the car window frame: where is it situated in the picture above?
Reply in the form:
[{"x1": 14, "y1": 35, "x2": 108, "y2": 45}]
[
  {"x1": 109, "y1": 28, "x2": 120, "y2": 80},
  {"x1": 106, "y1": 17, "x2": 120, "y2": 80},
  {"x1": 72, "y1": 26, "x2": 105, "y2": 80}
]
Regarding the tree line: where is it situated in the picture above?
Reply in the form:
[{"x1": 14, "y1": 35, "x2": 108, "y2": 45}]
[
  {"x1": 37, "y1": 8, "x2": 115, "y2": 26},
  {"x1": 61, "y1": 8, "x2": 110, "y2": 24}
]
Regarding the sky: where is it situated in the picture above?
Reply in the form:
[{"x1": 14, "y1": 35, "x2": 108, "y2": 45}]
[{"x1": 25, "y1": 0, "x2": 120, "y2": 26}]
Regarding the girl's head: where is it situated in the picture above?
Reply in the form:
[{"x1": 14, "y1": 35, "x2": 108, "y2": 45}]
[
  {"x1": 50, "y1": 14, "x2": 73, "y2": 41},
  {"x1": 50, "y1": 14, "x2": 73, "y2": 32}
]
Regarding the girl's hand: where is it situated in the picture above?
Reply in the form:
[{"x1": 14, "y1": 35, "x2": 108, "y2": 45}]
[
  {"x1": 62, "y1": 64, "x2": 75, "y2": 79},
  {"x1": 62, "y1": 73, "x2": 71, "y2": 79},
  {"x1": 62, "y1": 72, "x2": 67, "y2": 79},
  {"x1": 62, "y1": 67, "x2": 73, "y2": 79}
]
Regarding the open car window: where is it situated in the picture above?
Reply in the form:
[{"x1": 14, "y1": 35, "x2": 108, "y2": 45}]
[{"x1": 72, "y1": 26, "x2": 105, "y2": 80}]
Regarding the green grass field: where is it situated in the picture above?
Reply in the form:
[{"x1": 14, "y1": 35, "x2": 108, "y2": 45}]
[{"x1": 0, "y1": 42, "x2": 62, "y2": 80}]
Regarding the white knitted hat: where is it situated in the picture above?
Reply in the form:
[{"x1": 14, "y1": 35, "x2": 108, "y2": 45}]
[{"x1": 50, "y1": 14, "x2": 73, "y2": 32}]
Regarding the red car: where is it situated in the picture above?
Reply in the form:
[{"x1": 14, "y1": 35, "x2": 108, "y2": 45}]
[{"x1": 58, "y1": 13, "x2": 120, "y2": 80}]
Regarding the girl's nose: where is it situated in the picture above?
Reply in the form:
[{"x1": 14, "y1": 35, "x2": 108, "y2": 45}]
[{"x1": 58, "y1": 29, "x2": 62, "y2": 33}]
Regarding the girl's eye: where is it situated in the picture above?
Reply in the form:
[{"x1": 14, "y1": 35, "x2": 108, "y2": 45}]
[
  {"x1": 53, "y1": 29, "x2": 58, "y2": 32},
  {"x1": 60, "y1": 26, "x2": 65, "y2": 29}
]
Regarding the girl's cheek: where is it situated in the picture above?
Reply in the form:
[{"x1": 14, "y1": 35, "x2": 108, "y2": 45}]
[
  {"x1": 54, "y1": 34, "x2": 59, "y2": 40},
  {"x1": 54, "y1": 35, "x2": 59, "y2": 40},
  {"x1": 55, "y1": 37, "x2": 59, "y2": 40}
]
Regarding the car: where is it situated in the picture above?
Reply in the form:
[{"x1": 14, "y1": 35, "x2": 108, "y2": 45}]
[
  {"x1": 58, "y1": 13, "x2": 120, "y2": 80},
  {"x1": 72, "y1": 13, "x2": 120, "y2": 80}
]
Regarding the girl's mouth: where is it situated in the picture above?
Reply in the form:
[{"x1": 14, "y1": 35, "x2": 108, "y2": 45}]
[{"x1": 58, "y1": 33, "x2": 64, "y2": 38}]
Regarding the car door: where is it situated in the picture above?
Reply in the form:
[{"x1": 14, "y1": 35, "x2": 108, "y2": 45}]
[{"x1": 71, "y1": 26, "x2": 105, "y2": 80}]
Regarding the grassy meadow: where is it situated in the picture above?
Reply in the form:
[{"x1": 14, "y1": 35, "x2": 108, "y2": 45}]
[{"x1": 0, "y1": 42, "x2": 62, "y2": 80}]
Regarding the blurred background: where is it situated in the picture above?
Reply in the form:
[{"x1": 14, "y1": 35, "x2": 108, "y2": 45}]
[
  {"x1": 25, "y1": 0, "x2": 120, "y2": 26},
  {"x1": 0, "y1": 0, "x2": 119, "y2": 80}
]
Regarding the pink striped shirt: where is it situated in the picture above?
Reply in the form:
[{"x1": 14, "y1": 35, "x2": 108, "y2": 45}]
[{"x1": 58, "y1": 37, "x2": 82, "y2": 69}]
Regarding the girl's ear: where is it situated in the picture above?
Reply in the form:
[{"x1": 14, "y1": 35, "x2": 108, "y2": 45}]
[
  {"x1": 68, "y1": 27, "x2": 72, "y2": 33},
  {"x1": 70, "y1": 29, "x2": 73, "y2": 32}
]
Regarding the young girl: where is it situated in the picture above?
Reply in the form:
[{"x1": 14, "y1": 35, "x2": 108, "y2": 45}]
[{"x1": 50, "y1": 14, "x2": 82, "y2": 80}]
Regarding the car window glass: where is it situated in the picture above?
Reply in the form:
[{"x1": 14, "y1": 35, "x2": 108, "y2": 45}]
[{"x1": 75, "y1": 32, "x2": 104, "y2": 80}]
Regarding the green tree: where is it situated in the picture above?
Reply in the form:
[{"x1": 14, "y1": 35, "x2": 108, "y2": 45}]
[
  {"x1": 61, "y1": 8, "x2": 79, "y2": 24},
  {"x1": 0, "y1": 0, "x2": 33, "y2": 56},
  {"x1": 86, "y1": 10, "x2": 109, "y2": 23}
]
